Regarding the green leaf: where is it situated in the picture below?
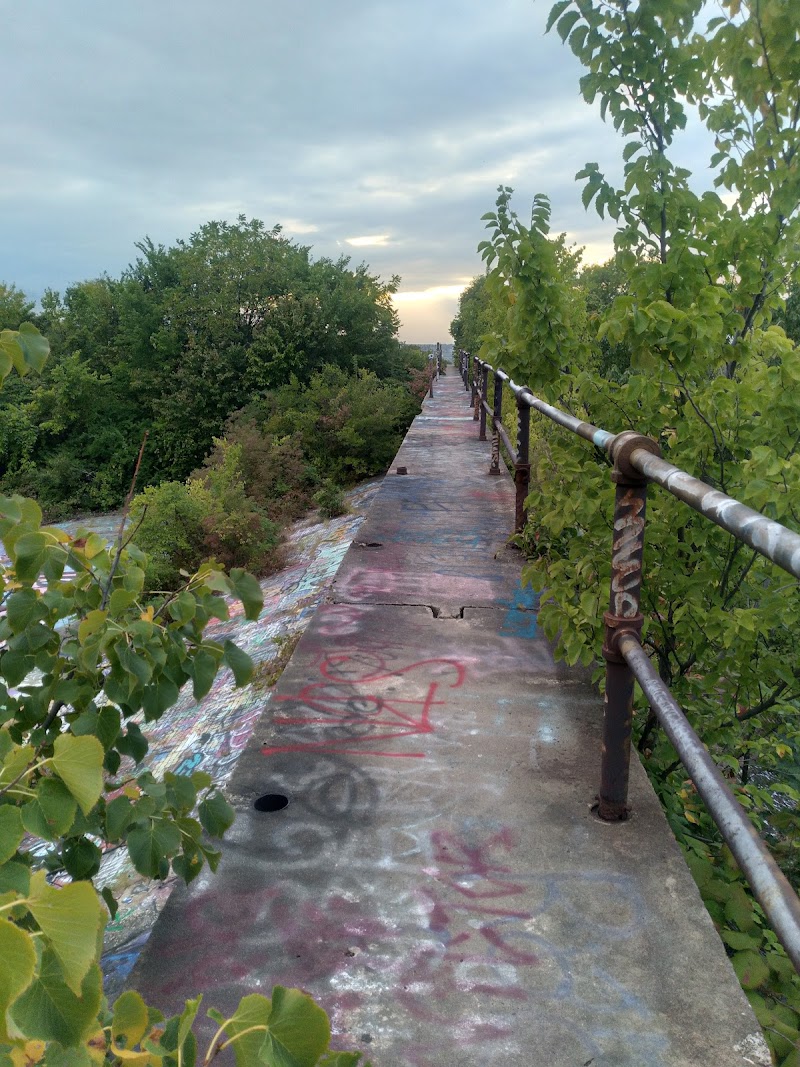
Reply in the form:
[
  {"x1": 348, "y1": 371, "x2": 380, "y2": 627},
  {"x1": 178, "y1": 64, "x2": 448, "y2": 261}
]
[
  {"x1": 222, "y1": 994, "x2": 271, "y2": 1067},
  {"x1": 105, "y1": 795, "x2": 134, "y2": 841},
  {"x1": 319, "y1": 1055, "x2": 364, "y2": 1066},
  {"x1": 77, "y1": 610, "x2": 108, "y2": 645},
  {"x1": 16, "y1": 323, "x2": 50, "y2": 373},
  {"x1": 11, "y1": 532, "x2": 48, "y2": 582},
  {"x1": 51, "y1": 734, "x2": 104, "y2": 815},
  {"x1": 26, "y1": 870, "x2": 104, "y2": 995},
  {"x1": 261, "y1": 986, "x2": 331, "y2": 1067},
  {"x1": 112, "y1": 989, "x2": 149, "y2": 1049},
  {"x1": 116, "y1": 723, "x2": 148, "y2": 763},
  {"x1": 10, "y1": 949, "x2": 102, "y2": 1048},
  {"x1": 198, "y1": 791, "x2": 235, "y2": 838},
  {"x1": 223, "y1": 640, "x2": 254, "y2": 687},
  {"x1": 127, "y1": 818, "x2": 181, "y2": 879},
  {"x1": 0, "y1": 919, "x2": 36, "y2": 1040},
  {"x1": 0, "y1": 804, "x2": 24, "y2": 864},
  {"x1": 556, "y1": 10, "x2": 580, "y2": 41},
  {"x1": 109, "y1": 588, "x2": 137, "y2": 614},
  {"x1": 21, "y1": 778, "x2": 77, "y2": 841},
  {"x1": 168, "y1": 591, "x2": 196, "y2": 626},
  {"x1": 165, "y1": 772, "x2": 197, "y2": 812},
  {"x1": 5, "y1": 589, "x2": 48, "y2": 633},
  {"x1": 0, "y1": 649, "x2": 33, "y2": 686},
  {"x1": 545, "y1": 0, "x2": 571, "y2": 33},
  {"x1": 229, "y1": 569, "x2": 264, "y2": 621},
  {"x1": 0, "y1": 861, "x2": 30, "y2": 897},
  {"x1": 191, "y1": 650, "x2": 217, "y2": 701},
  {"x1": 178, "y1": 996, "x2": 202, "y2": 1050},
  {"x1": 731, "y1": 950, "x2": 769, "y2": 990},
  {"x1": 62, "y1": 837, "x2": 102, "y2": 880}
]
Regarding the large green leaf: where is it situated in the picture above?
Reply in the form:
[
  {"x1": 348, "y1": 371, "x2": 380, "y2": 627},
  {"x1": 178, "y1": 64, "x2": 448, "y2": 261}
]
[
  {"x1": 5, "y1": 589, "x2": 48, "y2": 634},
  {"x1": 198, "y1": 791, "x2": 235, "y2": 838},
  {"x1": 261, "y1": 987, "x2": 330, "y2": 1067},
  {"x1": 15, "y1": 323, "x2": 50, "y2": 373},
  {"x1": 50, "y1": 735, "x2": 104, "y2": 815},
  {"x1": 112, "y1": 989, "x2": 149, "y2": 1049},
  {"x1": 9, "y1": 949, "x2": 102, "y2": 1048},
  {"x1": 731, "y1": 950, "x2": 770, "y2": 991},
  {"x1": 26, "y1": 871, "x2": 104, "y2": 995},
  {"x1": 11, "y1": 532, "x2": 48, "y2": 582},
  {"x1": 223, "y1": 640, "x2": 254, "y2": 687},
  {"x1": 229, "y1": 569, "x2": 264, "y2": 621},
  {"x1": 222, "y1": 994, "x2": 271, "y2": 1067},
  {"x1": 21, "y1": 778, "x2": 77, "y2": 841},
  {"x1": 127, "y1": 818, "x2": 181, "y2": 879},
  {"x1": 191, "y1": 650, "x2": 217, "y2": 701},
  {"x1": 0, "y1": 805, "x2": 24, "y2": 864},
  {"x1": 0, "y1": 918, "x2": 36, "y2": 1040}
]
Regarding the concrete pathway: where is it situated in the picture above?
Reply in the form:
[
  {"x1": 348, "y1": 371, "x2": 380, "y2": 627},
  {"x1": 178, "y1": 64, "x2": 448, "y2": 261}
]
[{"x1": 133, "y1": 372, "x2": 770, "y2": 1066}]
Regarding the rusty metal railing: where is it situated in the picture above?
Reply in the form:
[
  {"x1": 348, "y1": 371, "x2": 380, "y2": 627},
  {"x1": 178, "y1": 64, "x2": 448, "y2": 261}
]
[{"x1": 458, "y1": 348, "x2": 800, "y2": 972}]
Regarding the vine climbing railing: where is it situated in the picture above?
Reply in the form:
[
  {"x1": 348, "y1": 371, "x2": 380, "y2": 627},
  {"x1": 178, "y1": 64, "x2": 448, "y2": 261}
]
[{"x1": 458, "y1": 348, "x2": 800, "y2": 972}]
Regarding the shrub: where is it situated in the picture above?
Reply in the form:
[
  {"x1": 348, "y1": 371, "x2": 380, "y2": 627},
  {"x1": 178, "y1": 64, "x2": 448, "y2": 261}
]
[{"x1": 313, "y1": 479, "x2": 348, "y2": 518}]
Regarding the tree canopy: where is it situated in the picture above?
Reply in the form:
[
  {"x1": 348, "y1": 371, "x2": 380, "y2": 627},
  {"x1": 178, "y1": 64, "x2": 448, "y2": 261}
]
[{"x1": 0, "y1": 217, "x2": 410, "y2": 515}]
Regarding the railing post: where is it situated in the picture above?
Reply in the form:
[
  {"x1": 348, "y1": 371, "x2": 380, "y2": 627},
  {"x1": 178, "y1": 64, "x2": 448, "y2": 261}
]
[
  {"x1": 479, "y1": 363, "x2": 489, "y2": 441},
  {"x1": 514, "y1": 392, "x2": 531, "y2": 533},
  {"x1": 463, "y1": 351, "x2": 471, "y2": 393},
  {"x1": 471, "y1": 358, "x2": 480, "y2": 421},
  {"x1": 598, "y1": 431, "x2": 661, "y2": 821},
  {"x1": 489, "y1": 370, "x2": 503, "y2": 476}
]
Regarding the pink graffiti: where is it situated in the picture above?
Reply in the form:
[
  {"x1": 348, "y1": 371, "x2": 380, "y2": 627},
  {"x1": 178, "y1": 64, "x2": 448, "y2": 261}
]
[
  {"x1": 396, "y1": 829, "x2": 539, "y2": 1032},
  {"x1": 262, "y1": 653, "x2": 466, "y2": 759}
]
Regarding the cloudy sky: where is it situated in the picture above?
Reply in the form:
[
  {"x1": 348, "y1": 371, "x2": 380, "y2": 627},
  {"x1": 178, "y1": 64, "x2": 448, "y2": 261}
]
[{"x1": 4, "y1": 1, "x2": 713, "y2": 342}]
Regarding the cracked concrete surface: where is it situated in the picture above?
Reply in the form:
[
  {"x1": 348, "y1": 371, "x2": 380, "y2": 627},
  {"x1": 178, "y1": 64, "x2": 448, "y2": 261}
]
[{"x1": 132, "y1": 372, "x2": 769, "y2": 1066}]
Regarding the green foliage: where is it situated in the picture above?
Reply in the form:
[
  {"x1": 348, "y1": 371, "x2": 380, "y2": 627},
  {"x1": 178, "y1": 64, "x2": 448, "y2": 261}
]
[
  {"x1": 0, "y1": 217, "x2": 411, "y2": 515},
  {"x1": 313, "y1": 480, "x2": 348, "y2": 519},
  {"x1": 0, "y1": 326, "x2": 366, "y2": 1064},
  {"x1": 129, "y1": 443, "x2": 283, "y2": 591},
  {"x1": 450, "y1": 276, "x2": 494, "y2": 356},
  {"x1": 477, "y1": 2, "x2": 800, "y2": 1060}
]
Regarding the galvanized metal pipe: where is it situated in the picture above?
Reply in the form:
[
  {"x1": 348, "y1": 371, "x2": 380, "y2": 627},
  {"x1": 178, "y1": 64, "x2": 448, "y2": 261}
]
[
  {"x1": 619, "y1": 633, "x2": 800, "y2": 972},
  {"x1": 630, "y1": 448, "x2": 800, "y2": 580}
]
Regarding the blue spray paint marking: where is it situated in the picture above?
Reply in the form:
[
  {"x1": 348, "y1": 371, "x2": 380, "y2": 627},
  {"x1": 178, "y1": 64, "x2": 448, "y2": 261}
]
[{"x1": 499, "y1": 581, "x2": 539, "y2": 639}]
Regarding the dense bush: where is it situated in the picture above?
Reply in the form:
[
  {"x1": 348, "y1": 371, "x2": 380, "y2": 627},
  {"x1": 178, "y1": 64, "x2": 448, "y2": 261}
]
[
  {"x1": 130, "y1": 444, "x2": 283, "y2": 591},
  {"x1": 0, "y1": 218, "x2": 425, "y2": 516}
]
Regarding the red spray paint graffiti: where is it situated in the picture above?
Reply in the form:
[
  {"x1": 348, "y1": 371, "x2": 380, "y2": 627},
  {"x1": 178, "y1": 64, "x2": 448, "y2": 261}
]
[{"x1": 262, "y1": 652, "x2": 466, "y2": 759}]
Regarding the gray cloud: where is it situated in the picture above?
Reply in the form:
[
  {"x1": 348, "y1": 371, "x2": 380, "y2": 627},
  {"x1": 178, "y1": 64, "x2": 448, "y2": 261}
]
[{"x1": 3, "y1": 0, "x2": 712, "y2": 339}]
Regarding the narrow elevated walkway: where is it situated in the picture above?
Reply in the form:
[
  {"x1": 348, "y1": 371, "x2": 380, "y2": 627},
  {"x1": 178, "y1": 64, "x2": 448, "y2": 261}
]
[{"x1": 134, "y1": 373, "x2": 768, "y2": 1066}]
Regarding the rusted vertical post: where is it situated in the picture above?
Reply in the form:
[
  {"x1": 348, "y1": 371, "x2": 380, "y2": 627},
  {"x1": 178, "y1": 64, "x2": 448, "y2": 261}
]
[
  {"x1": 464, "y1": 352, "x2": 471, "y2": 393},
  {"x1": 514, "y1": 393, "x2": 531, "y2": 533},
  {"x1": 598, "y1": 431, "x2": 661, "y2": 821},
  {"x1": 428, "y1": 356, "x2": 435, "y2": 398},
  {"x1": 471, "y1": 359, "x2": 480, "y2": 420},
  {"x1": 489, "y1": 370, "x2": 503, "y2": 476},
  {"x1": 479, "y1": 363, "x2": 489, "y2": 441}
]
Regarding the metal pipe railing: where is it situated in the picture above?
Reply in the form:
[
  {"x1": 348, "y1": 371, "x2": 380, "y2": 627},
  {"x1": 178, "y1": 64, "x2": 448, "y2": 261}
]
[{"x1": 464, "y1": 351, "x2": 800, "y2": 971}]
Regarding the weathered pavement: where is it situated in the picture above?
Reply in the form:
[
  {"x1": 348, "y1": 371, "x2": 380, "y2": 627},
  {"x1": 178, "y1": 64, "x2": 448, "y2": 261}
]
[{"x1": 133, "y1": 372, "x2": 769, "y2": 1066}]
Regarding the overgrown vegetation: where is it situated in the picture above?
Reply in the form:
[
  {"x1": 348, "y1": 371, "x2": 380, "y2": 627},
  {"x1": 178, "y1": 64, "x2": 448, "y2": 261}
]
[
  {"x1": 0, "y1": 324, "x2": 367, "y2": 1063},
  {"x1": 0, "y1": 218, "x2": 426, "y2": 519},
  {"x1": 456, "y1": 0, "x2": 800, "y2": 1061}
]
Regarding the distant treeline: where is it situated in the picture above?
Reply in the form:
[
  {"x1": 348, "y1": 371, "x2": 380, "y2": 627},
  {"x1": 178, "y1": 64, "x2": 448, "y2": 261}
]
[{"x1": 0, "y1": 216, "x2": 427, "y2": 520}]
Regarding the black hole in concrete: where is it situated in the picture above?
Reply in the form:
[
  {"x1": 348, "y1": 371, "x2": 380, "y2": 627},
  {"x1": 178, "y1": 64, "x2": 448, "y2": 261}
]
[{"x1": 254, "y1": 793, "x2": 289, "y2": 812}]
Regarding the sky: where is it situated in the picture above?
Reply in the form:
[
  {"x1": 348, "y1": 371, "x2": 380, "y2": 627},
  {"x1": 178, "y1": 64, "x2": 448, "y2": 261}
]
[{"x1": 4, "y1": 0, "x2": 714, "y2": 342}]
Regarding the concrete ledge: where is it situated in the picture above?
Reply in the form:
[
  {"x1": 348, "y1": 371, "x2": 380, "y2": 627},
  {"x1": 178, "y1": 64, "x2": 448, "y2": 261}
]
[{"x1": 132, "y1": 375, "x2": 769, "y2": 1066}]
